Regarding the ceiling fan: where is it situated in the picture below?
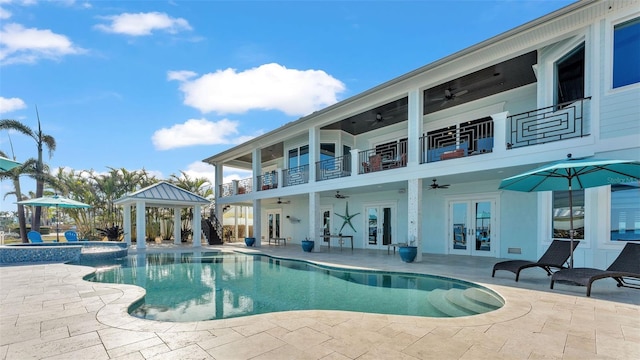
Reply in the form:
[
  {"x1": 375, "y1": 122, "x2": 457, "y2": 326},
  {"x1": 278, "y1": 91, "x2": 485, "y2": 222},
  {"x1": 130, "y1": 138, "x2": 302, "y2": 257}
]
[
  {"x1": 273, "y1": 197, "x2": 291, "y2": 205},
  {"x1": 429, "y1": 179, "x2": 450, "y2": 189},
  {"x1": 431, "y1": 88, "x2": 468, "y2": 107},
  {"x1": 335, "y1": 191, "x2": 349, "y2": 199},
  {"x1": 367, "y1": 112, "x2": 396, "y2": 128}
]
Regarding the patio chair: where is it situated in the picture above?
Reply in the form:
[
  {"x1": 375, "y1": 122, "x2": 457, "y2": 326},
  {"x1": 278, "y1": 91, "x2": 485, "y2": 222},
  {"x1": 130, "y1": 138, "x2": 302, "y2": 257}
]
[
  {"x1": 368, "y1": 154, "x2": 382, "y2": 172},
  {"x1": 27, "y1": 230, "x2": 44, "y2": 243},
  {"x1": 64, "y1": 230, "x2": 79, "y2": 242},
  {"x1": 492, "y1": 240, "x2": 580, "y2": 281},
  {"x1": 550, "y1": 242, "x2": 640, "y2": 297}
]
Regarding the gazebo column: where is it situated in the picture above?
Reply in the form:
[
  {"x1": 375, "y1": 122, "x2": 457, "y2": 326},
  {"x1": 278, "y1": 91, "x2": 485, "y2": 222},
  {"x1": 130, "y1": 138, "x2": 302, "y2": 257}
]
[
  {"x1": 193, "y1": 205, "x2": 202, "y2": 247},
  {"x1": 123, "y1": 204, "x2": 132, "y2": 246},
  {"x1": 136, "y1": 200, "x2": 146, "y2": 249},
  {"x1": 173, "y1": 207, "x2": 181, "y2": 245}
]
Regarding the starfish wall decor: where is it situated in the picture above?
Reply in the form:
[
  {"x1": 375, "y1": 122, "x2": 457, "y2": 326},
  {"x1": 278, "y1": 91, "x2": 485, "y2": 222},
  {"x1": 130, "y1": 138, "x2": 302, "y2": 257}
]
[{"x1": 334, "y1": 202, "x2": 360, "y2": 234}]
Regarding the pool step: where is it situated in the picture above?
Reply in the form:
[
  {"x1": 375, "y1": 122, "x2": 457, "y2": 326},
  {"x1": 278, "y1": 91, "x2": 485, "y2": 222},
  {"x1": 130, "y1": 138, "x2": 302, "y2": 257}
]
[
  {"x1": 427, "y1": 289, "x2": 476, "y2": 317},
  {"x1": 445, "y1": 288, "x2": 502, "y2": 314},
  {"x1": 462, "y1": 287, "x2": 504, "y2": 309}
]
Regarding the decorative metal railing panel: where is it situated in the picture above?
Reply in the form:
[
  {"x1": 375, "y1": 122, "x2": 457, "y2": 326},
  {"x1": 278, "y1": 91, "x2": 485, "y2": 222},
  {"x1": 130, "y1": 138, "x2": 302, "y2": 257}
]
[
  {"x1": 359, "y1": 140, "x2": 407, "y2": 174},
  {"x1": 219, "y1": 183, "x2": 232, "y2": 198},
  {"x1": 283, "y1": 164, "x2": 309, "y2": 187},
  {"x1": 316, "y1": 154, "x2": 351, "y2": 181},
  {"x1": 421, "y1": 117, "x2": 494, "y2": 163},
  {"x1": 507, "y1": 97, "x2": 591, "y2": 149},
  {"x1": 258, "y1": 171, "x2": 278, "y2": 191},
  {"x1": 237, "y1": 177, "x2": 252, "y2": 194}
]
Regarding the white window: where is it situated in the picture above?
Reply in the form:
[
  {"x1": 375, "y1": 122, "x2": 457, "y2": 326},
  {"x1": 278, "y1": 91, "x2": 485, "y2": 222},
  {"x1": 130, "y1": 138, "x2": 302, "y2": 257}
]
[
  {"x1": 613, "y1": 17, "x2": 640, "y2": 89},
  {"x1": 555, "y1": 43, "x2": 584, "y2": 106},
  {"x1": 552, "y1": 190, "x2": 585, "y2": 240},
  {"x1": 610, "y1": 182, "x2": 640, "y2": 242}
]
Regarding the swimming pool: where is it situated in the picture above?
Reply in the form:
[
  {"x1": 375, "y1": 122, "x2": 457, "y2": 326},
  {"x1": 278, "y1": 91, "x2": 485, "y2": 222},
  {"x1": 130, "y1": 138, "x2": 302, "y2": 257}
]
[{"x1": 83, "y1": 251, "x2": 504, "y2": 322}]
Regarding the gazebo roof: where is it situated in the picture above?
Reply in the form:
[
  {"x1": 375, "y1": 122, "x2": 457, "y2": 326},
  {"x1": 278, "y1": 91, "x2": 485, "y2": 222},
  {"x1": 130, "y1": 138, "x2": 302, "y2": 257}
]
[{"x1": 114, "y1": 181, "x2": 211, "y2": 207}]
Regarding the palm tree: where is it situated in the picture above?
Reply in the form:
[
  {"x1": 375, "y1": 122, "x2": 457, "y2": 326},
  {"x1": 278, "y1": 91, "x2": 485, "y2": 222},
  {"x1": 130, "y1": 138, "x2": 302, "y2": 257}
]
[
  {"x1": 0, "y1": 150, "x2": 38, "y2": 242},
  {"x1": 0, "y1": 113, "x2": 56, "y2": 233}
]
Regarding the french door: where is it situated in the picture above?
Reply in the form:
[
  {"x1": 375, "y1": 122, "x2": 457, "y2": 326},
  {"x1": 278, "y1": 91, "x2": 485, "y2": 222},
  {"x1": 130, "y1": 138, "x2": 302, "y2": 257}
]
[
  {"x1": 265, "y1": 210, "x2": 282, "y2": 240},
  {"x1": 448, "y1": 196, "x2": 497, "y2": 256},
  {"x1": 365, "y1": 203, "x2": 396, "y2": 250}
]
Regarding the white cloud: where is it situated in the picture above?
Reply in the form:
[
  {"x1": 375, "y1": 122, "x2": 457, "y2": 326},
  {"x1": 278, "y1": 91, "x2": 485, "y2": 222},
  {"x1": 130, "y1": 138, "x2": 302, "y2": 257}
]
[
  {"x1": 167, "y1": 70, "x2": 197, "y2": 82},
  {"x1": 170, "y1": 63, "x2": 346, "y2": 116},
  {"x1": 0, "y1": 96, "x2": 26, "y2": 113},
  {"x1": 95, "y1": 12, "x2": 192, "y2": 36},
  {"x1": 0, "y1": 7, "x2": 11, "y2": 19},
  {"x1": 152, "y1": 118, "x2": 253, "y2": 150},
  {"x1": 0, "y1": 23, "x2": 84, "y2": 65}
]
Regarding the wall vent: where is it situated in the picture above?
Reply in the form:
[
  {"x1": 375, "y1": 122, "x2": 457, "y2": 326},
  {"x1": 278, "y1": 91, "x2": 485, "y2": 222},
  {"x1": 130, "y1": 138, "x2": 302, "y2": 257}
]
[{"x1": 508, "y1": 247, "x2": 522, "y2": 254}]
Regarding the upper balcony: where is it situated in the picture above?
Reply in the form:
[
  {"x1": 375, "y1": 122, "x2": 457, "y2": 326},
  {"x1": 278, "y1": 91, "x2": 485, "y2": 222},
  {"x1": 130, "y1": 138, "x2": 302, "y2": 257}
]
[{"x1": 218, "y1": 96, "x2": 592, "y2": 198}]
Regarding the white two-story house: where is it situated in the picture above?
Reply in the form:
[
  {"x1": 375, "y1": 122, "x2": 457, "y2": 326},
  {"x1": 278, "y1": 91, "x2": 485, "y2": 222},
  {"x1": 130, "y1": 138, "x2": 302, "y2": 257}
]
[{"x1": 203, "y1": 0, "x2": 639, "y2": 267}]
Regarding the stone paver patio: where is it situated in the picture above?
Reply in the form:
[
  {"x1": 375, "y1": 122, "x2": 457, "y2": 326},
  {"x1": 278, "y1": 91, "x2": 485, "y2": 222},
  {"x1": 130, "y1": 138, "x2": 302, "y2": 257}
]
[{"x1": 1, "y1": 243, "x2": 638, "y2": 359}]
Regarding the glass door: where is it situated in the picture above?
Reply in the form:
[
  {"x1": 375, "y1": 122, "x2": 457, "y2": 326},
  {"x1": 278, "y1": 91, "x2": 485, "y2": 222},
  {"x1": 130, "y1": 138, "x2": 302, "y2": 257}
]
[
  {"x1": 448, "y1": 199, "x2": 495, "y2": 256},
  {"x1": 266, "y1": 210, "x2": 282, "y2": 241},
  {"x1": 365, "y1": 204, "x2": 396, "y2": 250}
]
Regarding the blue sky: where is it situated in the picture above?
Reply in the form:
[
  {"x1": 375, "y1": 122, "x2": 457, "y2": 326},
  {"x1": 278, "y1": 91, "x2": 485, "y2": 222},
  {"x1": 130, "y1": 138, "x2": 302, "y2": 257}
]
[{"x1": 0, "y1": 0, "x2": 574, "y2": 211}]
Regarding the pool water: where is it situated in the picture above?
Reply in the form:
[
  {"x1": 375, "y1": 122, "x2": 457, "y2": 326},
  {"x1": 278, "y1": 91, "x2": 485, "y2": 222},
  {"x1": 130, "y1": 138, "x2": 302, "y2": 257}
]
[{"x1": 83, "y1": 252, "x2": 504, "y2": 322}]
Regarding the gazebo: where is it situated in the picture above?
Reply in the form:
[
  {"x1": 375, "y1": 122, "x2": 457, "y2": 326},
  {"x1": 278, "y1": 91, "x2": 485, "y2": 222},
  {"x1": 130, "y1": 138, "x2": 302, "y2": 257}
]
[{"x1": 114, "y1": 181, "x2": 211, "y2": 249}]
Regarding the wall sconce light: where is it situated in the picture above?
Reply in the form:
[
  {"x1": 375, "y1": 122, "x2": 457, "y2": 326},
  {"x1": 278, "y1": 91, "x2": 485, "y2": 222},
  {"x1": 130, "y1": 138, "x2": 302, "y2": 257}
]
[{"x1": 286, "y1": 215, "x2": 301, "y2": 223}]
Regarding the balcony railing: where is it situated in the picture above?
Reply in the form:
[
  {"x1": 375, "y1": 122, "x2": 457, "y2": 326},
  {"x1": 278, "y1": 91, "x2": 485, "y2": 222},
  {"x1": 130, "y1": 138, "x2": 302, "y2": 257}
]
[
  {"x1": 507, "y1": 97, "x2": 591, "y2": 149},
  {"x1": 283, "y1": 164, "x2": 309, "y2": 187},
  {"x1": 316, "y1": 154, "x2": 351, "y2": 181},
  {"x1": 421, "y1": 118, "x2": 494, "y2": 163},
  {"x1": 258, "y1": 171, "x2": 278, "y2": 191},
  {"x1": 219, "y1": 183, "x2": 232, "y2": 198},
  {"x1": 237, "y1": 177, "x2": 252, "y2": 194},
  {"x1": 359, "y1": 141, "x2": 407, "y2": 174}
]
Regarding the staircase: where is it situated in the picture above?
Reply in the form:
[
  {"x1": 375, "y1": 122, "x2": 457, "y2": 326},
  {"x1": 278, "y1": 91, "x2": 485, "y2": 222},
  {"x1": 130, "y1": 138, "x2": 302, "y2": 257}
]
[
  {"x1": 202, "y1": 215, "x2": 223, "y2": 245},
  {"x1": 427, "y1": 287, "x2": 503, "y2": 317}
]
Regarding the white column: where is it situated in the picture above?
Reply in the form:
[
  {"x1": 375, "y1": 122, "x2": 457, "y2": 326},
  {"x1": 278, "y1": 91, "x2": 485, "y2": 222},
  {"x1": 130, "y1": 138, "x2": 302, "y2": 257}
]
[
  {"x1": 123, "y1": 204, "x2": 132, "y2": 246},
  {"x1": 491, "y1": 111, "x2": 509, "y2": 154},
  {"x1": 214, "y1": 162, "x2": 223, "y2": 220},
  {"x1": 309, "y1": 192, "x2": 321, "y2": 252},
  {"x1": 309, "y1": 126, "x2": 319, "y2": 183},
  {"x1": 407, "y1": 89, "x2": 423, "y2": 166},
  {"x1": 350, "y1": 148, "x2": 360, "y2": 176},
  {"x1": 253, "y1": 199, "x2": 262, "y2": 246},
  {"x1": 192, "y1": 205, "x2": 202, "y2": 247},
  {"x1": 136, "y1": 201, "x2": 146, "y2": 250},
  {"x1": 408, "y1": 179, "x2": 423, "y2": 262},
  {"x1": 193, "y1": 205, "x2": 202, "y2": 247},
  {"x1": 173, "y1": 207, "x2": 181, "y2": 245}
]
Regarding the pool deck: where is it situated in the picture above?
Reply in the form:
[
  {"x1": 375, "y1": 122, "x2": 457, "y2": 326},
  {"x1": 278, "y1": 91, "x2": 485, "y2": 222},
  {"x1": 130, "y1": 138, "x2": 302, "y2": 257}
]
[{"x1": 1, "y1": 242, "x2": 638, "y2": 359}]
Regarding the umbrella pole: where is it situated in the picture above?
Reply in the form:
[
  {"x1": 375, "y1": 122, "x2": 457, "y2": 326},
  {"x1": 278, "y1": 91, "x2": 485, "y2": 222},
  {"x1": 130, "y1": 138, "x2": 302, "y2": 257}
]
[
  {"x1": 56, "y1": 205, "x2": 60, "y2": 242},
  {"x1": 568, "y1": 179, "x2": 574, "y2": 268}
]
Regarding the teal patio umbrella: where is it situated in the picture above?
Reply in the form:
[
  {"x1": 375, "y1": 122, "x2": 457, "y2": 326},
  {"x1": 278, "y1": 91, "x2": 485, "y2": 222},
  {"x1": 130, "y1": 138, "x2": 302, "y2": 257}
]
[
  {"x1": 0, "y1": 156, "x2": 21, "y2": 171},
  {"x1": 499, "y1": 154, "x2": 640, "y2": 268},
  {"x1": 17, "y1": 195, "x2": 91, "y2": 242}
]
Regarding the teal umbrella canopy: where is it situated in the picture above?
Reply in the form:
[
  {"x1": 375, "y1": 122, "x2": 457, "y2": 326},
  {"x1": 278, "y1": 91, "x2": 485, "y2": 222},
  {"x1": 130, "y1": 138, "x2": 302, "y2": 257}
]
[
  {"x1": 499, "y1": 157, "x2": 640, "y2": 192},
  {"x1": 499, "y1": 155, "x2": 640, "y2": 267},
  {"x1": 17, "y1": 195, "x2": 91, "y2": 209},
  {"x1": 17, "y1": 195, "x2": 91, "y2": 241},
  {"x1": 0, "y1": 156, "x2": 21, "y2": 172}
]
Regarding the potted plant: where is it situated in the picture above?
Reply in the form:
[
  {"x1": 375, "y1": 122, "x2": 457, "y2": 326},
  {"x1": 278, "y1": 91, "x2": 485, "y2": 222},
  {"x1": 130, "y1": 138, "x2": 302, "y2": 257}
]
[
  {"x1": 301, "y1": 237, "x2": 314, "y2": 252},
  {"x1": 245, "y1": 237, "x2": 256, "y2": 247},
  {"x1": 399, "y1": 240, "x2": 417, "y2": 263},
  {"x1": 95, "y1": 224, "x2": 124, "y2": 242}
]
